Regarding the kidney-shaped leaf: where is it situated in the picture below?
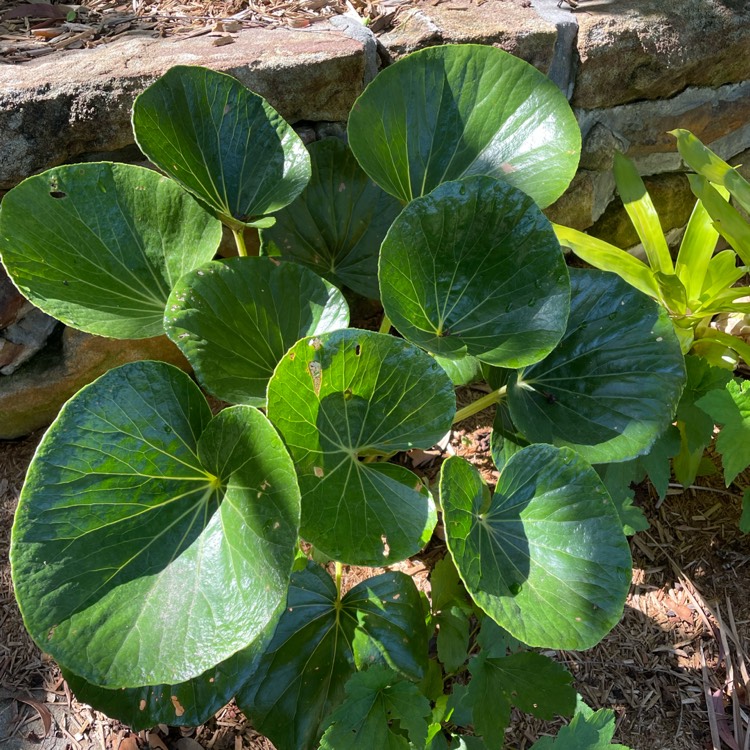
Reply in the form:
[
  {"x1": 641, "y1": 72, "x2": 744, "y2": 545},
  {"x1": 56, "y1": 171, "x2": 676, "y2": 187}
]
[
  {"x1": 260, "y1": 138, "x2": 403, "y2": 299},
  {"x1": 11, "y1": 362, "x2": 300, "y2": 688},
  {"x1": 380, "y1": 177, "x2": 569, "y2": 366},
  {"x1": 440, "y1": 445, "x2": 632, "y2": 649},
  {"x1": 164, "y1": 257, "x2": 349, "y2": 406},
  {"x1": 133, "y1": 65, "x2": 311, "y2": 228},
  {"x1": 62, "y1": 613, "x2": 279, "y2": 730},
  {"x1": 0, "y1": 163, "x2": 222, "y2": 338},
  {"x1": 267, "y1": 329, "x2": 455, "y2": 564},
  {"x1": 507, "y1": 269, "x2": 685, "y2": 464},
  {"x1": 348, "y1": 44, "x2": 580, "y2": 208},
  {"x1": 237, "y1": 563, "x2": 428, "y2": 750}
]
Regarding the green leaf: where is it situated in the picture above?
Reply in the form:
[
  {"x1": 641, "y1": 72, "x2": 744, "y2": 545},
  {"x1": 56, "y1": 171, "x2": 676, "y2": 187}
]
[
  {"x1": 440, "y1": 446, "x2": 631, "y2": 649},
  {"x1": 0, "y1": 163, "x2": 221, "y2": 339},
  {"x1": 696, "y1": 379, "x2": 750, "y2": 485},
  {"x1": 688, "y1": 175, "x2": 750, "y2": 266},
  {"x1": 434, "y1": 354, "x2": 484, "y2": 387},
  {"x1": 468, "y1": 652, "x2": 576, "y2": 748},
  {"x1": 436, "y1": 606, "x2": 470, "y2": 674},
  {"x1": 672, "y1": 129, "x2": 750, "y2": 214},
  {"x1": 430, "y1": 556, "x2": 467, "y2": 614},
  {"x1": 553, "y1": 224, "x2": 659, "y2": 299},
  {"x1": 132, "y1": 65, "x2": 310, "y2": 229},
  {"x1": 260, "y1": 138, "x2": 402, "y2": 299},
  {"x1": 62, "y1": 617, "x2": 278, "y2": 730},
  {"x1": 476, "y1": 614, "x2": 519, "y2": 658},
  {"x1": 613, "y1": 152, "x2": 673, "y2": 274},
  {"x1": 267, "y1": 329, "x2": 455, "y2": 565},
  {"x1": 531, "y1": 697, "x2": 631, "y2": 750},
  {"x1": 675, "y1": 198, "x2": 720, "y2": 301},
  {"x1": 741, "y1": 488, "x2": 750, "y2": 534},
  {"x1": 320, "y1": 667, "x2": 432, "y2": 750},
  {"x1": 10, "y1": 362, "x2": 300, "y2": 688},
  {"x1": 701, "y1": 249, "x2": 746, "y2": 300},
  {"x1": 595, "y1": 462, "x2": 650, "y2": 535},
  {"x1": 380, "y1": 176, "x2": 569, "y2": 367},
  {"x1": 164, "y1": 257, "x2": 349, "y2": 406},
  {"x1": 507, "y1": 268, "x2": 686, "y2": 464},
  {"x1": 348, "y1": 44, "x2": 580, "y2": 208},
  {"x1": 236, "y1": 564, "x2": 428, "y2": 750}
]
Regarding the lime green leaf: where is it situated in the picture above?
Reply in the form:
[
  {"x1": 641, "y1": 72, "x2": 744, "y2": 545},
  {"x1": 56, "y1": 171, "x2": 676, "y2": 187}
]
[
  {"x1": 132, "y1": 66, "x2": 310, "y2": 229},
  {"x1": 688, "y1": 175, "x2": 750, "y2": 266},
  {"x1": 696, "y1": 379, "x2": 750, "y2": 485},
  {"x1": 434, "y1": 354, "x2": 484, "y2": 387},
  {"x1": 653, "y1": 271, "x2": 687, "y2": 315},
  {"x1": 468, "y1": 652, "x2": 576, "y2": 748},
  {"x1": 164, "y1": 257, "x2": 348, "y2": 406},
  {"x1": 553, "y1": 224, "x2": 658, "y2": 299},
  {"x1": 237, "y1": 564, "x2": 427, "y2": 750},
  {"x1": 62, "y1": 617, "x2": 278, "y2": 730},
  {"x1": 672, "y1": 129, "x2": 750, "y2": 214},
  {"x1": 613, "y1": 152, "x2": 672, "y2": 274},
  {"x1": 436, "y1": 606, "x2": 470, "y2": 674},
  {"x1": 675, "y1": 198, "x2": 720, "y2": 300},
  {"x1": 0, "y1": 163, "x2": 221, "y2": 339},
  {"x1": 260, "y1": 138, "x2": 402, "y2": 299},
  {"x1": 380, "y1": 176, "x2": 569, "y2": 367},
  {"x1": 507, "y1": 269, "x2": 686, "y2": 464},
  {"x1": 10, "y1": 362, "x2": 300, "y2": 688},
  {"x1": 440, "y1": 446, "x2": 631, "y2": 649},
  {"x1": 320, "y1": 667, "x2": 431, "y2": 750},
  {"x1": 348, "y1": 44, "x2": 580, "y2": 208},
  {"x1": 697, "y1": 328, "x2": 750, "y2": 369},
  {"x1": 267, "y1": 329, "x2": 454, "y2": 565},
  {"x1": 701, "y1": 249, "x2": 746, "y2": 299}
]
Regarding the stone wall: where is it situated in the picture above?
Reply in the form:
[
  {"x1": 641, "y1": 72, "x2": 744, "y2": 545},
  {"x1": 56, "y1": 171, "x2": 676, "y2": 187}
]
[{"x1": 1, "y1": 0, "x2": 749, "y2": 437}]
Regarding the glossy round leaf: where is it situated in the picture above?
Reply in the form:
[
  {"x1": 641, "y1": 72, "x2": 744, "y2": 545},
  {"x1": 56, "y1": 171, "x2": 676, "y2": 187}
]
[
  {"x1": 164, "y1": 257, "x2": 349, "y2": 406},
  {"x1": 348, "y1": 44, "x2": 581, "y2": 208},
  {"x1": 380, "y1": 177, "x2": 569, "y2": 366},
  {"x1": 11, "y1": 362, "x2": 300, "y2": 688},
  {"x1": 440, "y1": 446, "x2": 631, "y2": 649},
  {"x1": 62, "y1": 615, "x2": 279, "y2": 730},
  {"x1": 508, "y1": 269, "x2": 686, "y2": 463},
  {"x1": 0, "y1": 163, "x2": 222, "y2": 338},
  {"x1": 260, "y1": 138, "x2": 402, "y2": 299},
  {"x1": 133, "y1": 65, "x2": 311, "y2": 228},
  {"x1": 237, "y1": 563, "x2": 428, "y2": 750},
  {"x1": 267, "y1": 329, "x2": 455, "y2": 564}
]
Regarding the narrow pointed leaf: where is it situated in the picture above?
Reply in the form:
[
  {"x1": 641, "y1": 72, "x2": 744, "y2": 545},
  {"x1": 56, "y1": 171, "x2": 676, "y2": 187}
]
[
  {"x1": 0, "y1": 163, "x2": 221, "y2": 338},
  {"x1": 613, "y1": 152, "x2": 672, "y2": 274},
  {"x1": 260, "y1": 138, "x2": 402, "y2": 299},
  {"x1": 380, "y1": 177, "x2": 569, "y2": 367},
  {"x1": 237, "y1": 564, "x2": 428, "y2": 750},
  {"x1": 164, "y1": 257, "x2": 349, "y2": 406},
  {"x1": 11, "y1": 362, "x2": 300, "y2": 688},
  {"x1": 440, "y1": 446, "x2": 632, "y2": 649},
  {"x1": 507, "y1": 269, "x2": 685, "y2": 464},
  {"x1": 675, "y1": 198, "x2": 721, "y2": 300},
  {"x1": 553, "y1": 224, "x2": 658, "y2": 299},
  {"x1": 133, "y1": 65, "x2": 310, "y2": 228},
  {"x1": 349, "y1": 44, "x2": 580, "y2": 208},
  {"x1": 672, "y1": 128, "x2": 750, "y2": 213},
  {"x1": 267, "y1": 329, "x2": 455, "y2": 564}
]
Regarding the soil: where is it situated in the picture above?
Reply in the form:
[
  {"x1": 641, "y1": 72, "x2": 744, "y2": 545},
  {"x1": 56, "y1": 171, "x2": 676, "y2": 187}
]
[{"x1": 2, "y1": 403, "x2": 750, "y2": 749}]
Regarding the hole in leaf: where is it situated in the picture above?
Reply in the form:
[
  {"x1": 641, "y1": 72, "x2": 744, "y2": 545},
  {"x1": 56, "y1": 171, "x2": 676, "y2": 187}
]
[
  {"x1": 355, "y1": 344, "x2": 361, "y2": 356},
  {"x1": 49, "y1": 191, "x2": 67, "y2": 199}
]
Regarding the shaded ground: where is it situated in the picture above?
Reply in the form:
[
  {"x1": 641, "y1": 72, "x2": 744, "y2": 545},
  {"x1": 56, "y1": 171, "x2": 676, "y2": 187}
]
[{"x1": 2, "y1": 410, "x2": 750, "y2": 749}]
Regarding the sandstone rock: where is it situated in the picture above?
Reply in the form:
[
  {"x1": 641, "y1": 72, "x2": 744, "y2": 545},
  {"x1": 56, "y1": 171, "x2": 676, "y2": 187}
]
[
  {"x1": 588, "y1": 172, "x2": 696, "y2": 250},
  {"x1": 0, "y1": 29, "x2": 367, "y2": 189},
  {"x1": 0, "y1": 328, "x2": 190, "y2": 439},
  {"x1": 0, "y1": 264, "x2": 27, "y2": 329},
  {"x1": 574, "y1": 0, "x2": 750, "y2": 109},
  {"x1": 0, "y1": 308, "x2": 58, "y2": 375},
  {"x1": 544, "y1": 171, "x2": 596, "y2": 231},
  {"x1": 380, "y1": 0, "x2": 558, "y2": 75},
  {"x1": 576, "y1": 81, "x2": 750, "y2": 175}
]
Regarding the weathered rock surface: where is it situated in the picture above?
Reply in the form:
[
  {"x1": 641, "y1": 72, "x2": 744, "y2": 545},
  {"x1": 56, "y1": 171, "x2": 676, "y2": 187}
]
[
  {"x1": 574, "y1": 0, "x2": 750, "y2": 109},
  {"x1": 0, "y1": 328, "x2": 190, "y2": 439},
  {"x1": 0, "y1": 29, "x2": 366, "y2": 189}
]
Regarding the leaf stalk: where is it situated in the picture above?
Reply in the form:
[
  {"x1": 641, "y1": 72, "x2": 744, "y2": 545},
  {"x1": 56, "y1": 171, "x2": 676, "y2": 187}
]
[{"x1": 453, "y1": 386, "x2": 507, "y2": 425}]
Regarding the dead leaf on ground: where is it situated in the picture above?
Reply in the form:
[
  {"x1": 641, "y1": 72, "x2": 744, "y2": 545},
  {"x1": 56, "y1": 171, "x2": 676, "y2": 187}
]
[{"x1": 13, "y1": 694, "x2": 52, "y2": 737}]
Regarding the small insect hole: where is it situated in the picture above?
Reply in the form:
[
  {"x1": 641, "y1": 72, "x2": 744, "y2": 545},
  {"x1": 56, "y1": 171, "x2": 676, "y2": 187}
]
[
  {"x1": 49, "y1": 191, "x2": 67, "y2": 199},
  {"x1": 355, "y1": 344, "x2": 361, "y2": 356}
]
